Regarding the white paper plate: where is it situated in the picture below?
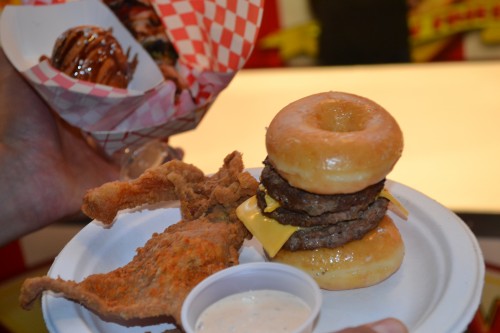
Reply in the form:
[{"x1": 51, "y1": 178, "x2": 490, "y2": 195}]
[{"x1": 42, "y1": 175, "x2": 484, "y2": 333}]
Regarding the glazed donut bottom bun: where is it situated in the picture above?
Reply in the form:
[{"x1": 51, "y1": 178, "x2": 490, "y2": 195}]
[{"x1": 271, "y1": 216, "x2": 404, "y2": 290}]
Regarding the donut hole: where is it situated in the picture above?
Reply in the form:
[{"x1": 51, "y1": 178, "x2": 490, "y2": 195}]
[{"x1": 314, "y1": 100, "x2": 369, "y2": 132}]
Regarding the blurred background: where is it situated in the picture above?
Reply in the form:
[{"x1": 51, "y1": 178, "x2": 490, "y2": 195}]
[
  {"x1": 1, "y1": 0, "x2": 500, "y2": 332},
  {"x1": 243, "y1": 0, "x2": 500, "y2": 68}
]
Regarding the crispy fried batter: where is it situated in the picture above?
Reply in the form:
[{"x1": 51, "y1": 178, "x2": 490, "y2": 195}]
[
  {"x1": 20, "y1": 151, "x2": 258, "y2": 327},
  {"x1": 20, "y1": 217, "x2": 248, "y2": 325},
  {"x1": 81, "y1": 159, "x2": 204, "y2": 225},
  {"x1": 82, "y1": 151, "x2": 257, "y2": 225}
]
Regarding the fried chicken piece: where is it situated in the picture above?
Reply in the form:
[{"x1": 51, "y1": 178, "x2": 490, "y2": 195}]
[
  {"x1": 174, "y1": 151, "x2": 259, "y2": 222},
  {"x1": 81, "y1": 159, "x2": 204, "y2": 225},
  {"x1": 20, "y1": 216, "x2": 249, "y2": 325},
  {"x1": 20, "y1": 151, "x2": 258, "y2": 327},
  {"x1": 102, "y1": 0, "x2": 187, "y2": 92},
  {"x1": 82, "y1": 150, "x2": 257, "y2": 224}
]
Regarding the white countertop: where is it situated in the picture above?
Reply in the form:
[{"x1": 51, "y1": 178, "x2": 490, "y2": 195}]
[{"x1": 171, "y1": 61, "x2": 500, "y2": 214}]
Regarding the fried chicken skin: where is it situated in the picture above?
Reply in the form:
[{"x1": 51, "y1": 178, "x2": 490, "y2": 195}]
[
  {"x1": 81, "y1": 159, "x2": 204, "y2": 225},
  {"x1": 20, "y1": 217, "x2": 249, "y2": 325},
  {"x1": 82, "y1": 150, "x2": 257, "y2": 224},
  {"x1": 20, "y1": 151, "x2": 258, "y2": 327}
]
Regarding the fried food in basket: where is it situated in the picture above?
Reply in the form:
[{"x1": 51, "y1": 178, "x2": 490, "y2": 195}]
[
  {"x1": 46, "y1": 25, "x2": 138, "y2": 89},
  {"x1": 103, "y1": 0, "x2": 187, "y2": 91},
  {"x1": 20, "y1": 151, "x2": 258, "y2": 327}
]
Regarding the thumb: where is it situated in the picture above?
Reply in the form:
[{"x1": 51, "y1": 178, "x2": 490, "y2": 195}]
[{"x1": 333, "y1": 318, "x2": 408, "y2": 333}]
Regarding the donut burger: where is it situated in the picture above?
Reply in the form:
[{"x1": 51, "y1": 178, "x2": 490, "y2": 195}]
[{"x1": 236, "y1": 91, "x2": 407, "y2": 290}]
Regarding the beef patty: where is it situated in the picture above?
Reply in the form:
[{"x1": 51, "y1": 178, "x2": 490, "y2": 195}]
[
  {"x1": 257, "y1": 189, "x2": 386, "y2": 227},
  {"x1": 260, "y1": 158, "x2": 385, "y2": 216},
  {"x1": 258, "y1": 158, "x2": 389, "y2": 251},
  {"x1": 282, "y1": 198, "x2": 388, "y2": 251}
]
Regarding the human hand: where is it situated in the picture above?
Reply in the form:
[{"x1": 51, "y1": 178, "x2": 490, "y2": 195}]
[
  {"x1": 0, "y1": 48, "x2": 120, "y2": 245},
  {"x1": 332, "y1": 318, "x2": 408, "y2": 333}
]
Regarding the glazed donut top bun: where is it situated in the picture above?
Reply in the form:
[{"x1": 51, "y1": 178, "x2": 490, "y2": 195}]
[
  {"x1": 49, "y1": 25, "x2": 138, "y2": 89},
  {"x1": 266, "y1": 91, "x2": 403, "y2": 194}
]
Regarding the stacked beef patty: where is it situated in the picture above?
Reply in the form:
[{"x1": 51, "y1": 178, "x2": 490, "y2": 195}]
[{"x1": 256, "y1": 159, "x2": 389, "y2": 251}]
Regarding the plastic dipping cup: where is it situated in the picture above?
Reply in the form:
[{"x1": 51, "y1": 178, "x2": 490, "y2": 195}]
[{"x1": 181, "y1": 262, "x2": 322, "y2": 333}]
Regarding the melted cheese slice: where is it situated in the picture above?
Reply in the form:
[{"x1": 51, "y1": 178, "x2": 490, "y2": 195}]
[
  {"x1": 263, "y1": 192, "x2": 281, "y2": 213},
  {"x1": 380, "y1": 188, "x2": 409, "y2": 220},
  {"x1": 236, "y1": 196, "x2": 299, "y2": 258}
]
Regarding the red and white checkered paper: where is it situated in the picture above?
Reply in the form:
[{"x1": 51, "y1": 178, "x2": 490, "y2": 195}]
[{"x1": 21, "y1": 0, "x2": 264, "y2": 157}]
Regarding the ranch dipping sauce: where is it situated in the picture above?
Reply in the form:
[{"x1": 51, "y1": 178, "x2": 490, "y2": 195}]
[{"x1": 195, "y1": 289, "x2": 312, "y2": 333}]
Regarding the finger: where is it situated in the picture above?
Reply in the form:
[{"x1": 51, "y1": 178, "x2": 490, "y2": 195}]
[
  {"x1": 334, "y1": 326, "x2": 378, "y2": 333},
  {"x1": 333, "y1": 318, "x2": 408, "y2": 333}
]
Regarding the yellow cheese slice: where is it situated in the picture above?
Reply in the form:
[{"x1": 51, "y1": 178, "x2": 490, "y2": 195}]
[
  {"x1": 263, "y1": 192, "x2": 281, "y2": 213},
  {"x1": 380, "y1": 188, "x2": 409, "y2": 220},
  {"x1": 236, "y1": 196, "x2": 299, "y2": 258},
  {"x1": 258, "y1": 184, "x2": 281, "y2": 213}
]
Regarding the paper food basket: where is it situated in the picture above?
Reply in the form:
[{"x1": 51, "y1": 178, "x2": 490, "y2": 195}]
[{"x1": 0, "y1": 0, "x2": 264, "y2": 163}]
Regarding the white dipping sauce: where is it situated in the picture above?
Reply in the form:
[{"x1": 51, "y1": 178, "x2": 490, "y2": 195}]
[{"x1": 195, "y1": 289, "x2": 311, "y2": 333}]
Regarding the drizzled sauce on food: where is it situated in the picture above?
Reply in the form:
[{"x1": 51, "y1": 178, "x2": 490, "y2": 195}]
[
  {"x1": 46, "y1": 25, "x2": 137, "y2": 88},
  {"x1": 195, "y1": 289, "x2": 311, "y2": 333}
]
